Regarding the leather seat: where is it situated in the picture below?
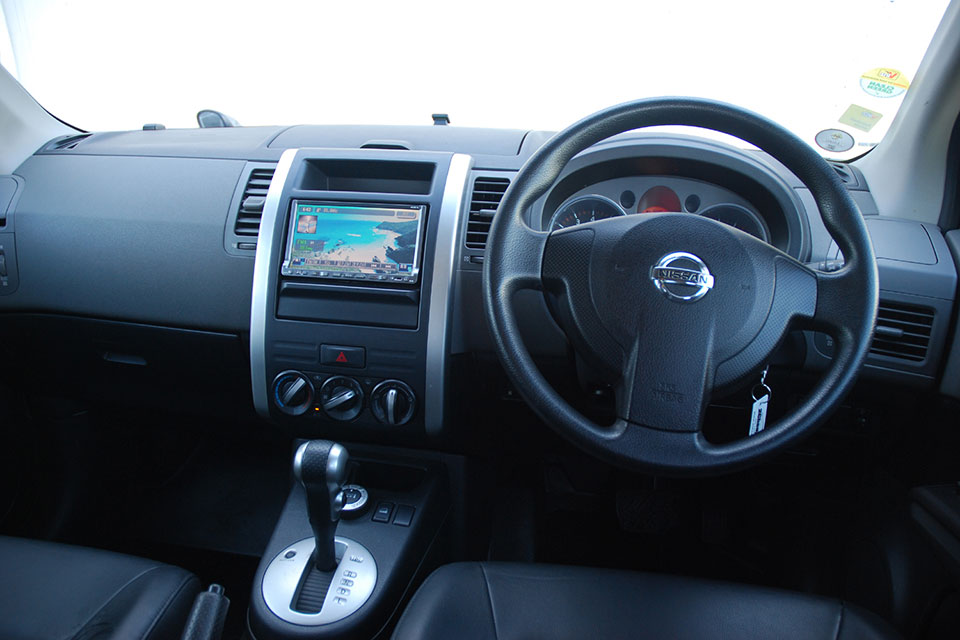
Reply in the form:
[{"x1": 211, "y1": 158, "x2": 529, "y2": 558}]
[
  {"x1": 0, "y1": 536, "x2": 199, "y2": 640},
  {"x1": 392, "y1": 562, "x2": 899, "y2": 640}
]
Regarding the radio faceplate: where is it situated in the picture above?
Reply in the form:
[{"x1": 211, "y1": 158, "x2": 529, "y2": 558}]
[
  {"x1": 281, "y1": 201, "x2": 427, "y2": 285},
  {"x1": 250, "y1": 148, "x2": 473, "y2": 440}
]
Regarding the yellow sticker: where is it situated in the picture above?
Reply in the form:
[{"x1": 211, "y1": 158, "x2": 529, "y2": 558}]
[
  {"x1": 839, "y1": 104, "x2": 883, "y2": 133},
  {"x1": 860, "y1": 68, "x2": 909, "y2": 99}
]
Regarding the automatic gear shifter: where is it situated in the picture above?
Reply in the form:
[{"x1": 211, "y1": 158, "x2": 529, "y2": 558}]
[
  {"x1": 293, "y1": 440, "x2": 349, "y2": 570},
  {"x1": 262, "y1": 439, "x2": 377, "y2": 625}
]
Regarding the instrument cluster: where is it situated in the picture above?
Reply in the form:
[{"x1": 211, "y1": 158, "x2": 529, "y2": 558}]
[{"x1": 546, "y1": 178, "x2": 770, "y2": 243}]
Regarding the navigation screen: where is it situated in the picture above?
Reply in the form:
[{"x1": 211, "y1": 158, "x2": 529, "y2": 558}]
[{"x1": 282, "y1": 202, "x2": 426, "y2": 283}]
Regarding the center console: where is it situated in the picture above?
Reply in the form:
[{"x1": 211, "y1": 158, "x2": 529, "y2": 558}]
[
  {"x1": 249, "y1": 440, "x2": 451, "y2": 639},
  {"x1": 251, "y1": 149, "x2": 472, "y2": 439},
  {"x1": 247, "y1": 150, "x2": 470, "y2": 638}
]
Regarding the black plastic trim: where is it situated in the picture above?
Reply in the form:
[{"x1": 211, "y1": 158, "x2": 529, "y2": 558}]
[{"x1": 938, "y1": 110, "x2": 960, "y2": 230}]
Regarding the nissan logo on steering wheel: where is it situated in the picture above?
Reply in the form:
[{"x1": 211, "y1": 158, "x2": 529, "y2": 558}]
[{"x1": 649, "y1": 252, "x2": 715, "y2": 302}]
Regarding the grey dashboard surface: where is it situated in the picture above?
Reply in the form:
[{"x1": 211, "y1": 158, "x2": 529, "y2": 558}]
[
  {"x1": 5, "y1": 154, "x2": 254, "y2": 331},
  {"x1": 3, "y1": 124, "x2": 954, "y2": 384},
  {"x1": 38, "y1": 124, "x2": 534, "y2": 162},
  {"x1": 268, "y1": 125, "x2": 530, "y2": 156},
  {"x1": 39, "y1": 126, "x2": 287, "y2": 160},
  {"x1": 2, "y1": 123, "x2": 537, "y2": 335}
]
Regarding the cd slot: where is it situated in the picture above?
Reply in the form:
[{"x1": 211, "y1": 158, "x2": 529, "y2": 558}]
[{"x1": 277, "y1": 281, "x2": 419, "y2": 329}]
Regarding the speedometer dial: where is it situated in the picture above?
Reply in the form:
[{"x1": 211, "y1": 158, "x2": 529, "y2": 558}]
[
  {"x1": 700, "y1": 204, "x2": 769, "y2": 242},
  {"x1": 549, "y1": 195, "x2": 624, "y2": 231}
]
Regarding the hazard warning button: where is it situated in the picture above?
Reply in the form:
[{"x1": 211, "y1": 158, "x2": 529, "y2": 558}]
[{"x1": 320, "y1": 345, "x2": 365, "y2": 369}]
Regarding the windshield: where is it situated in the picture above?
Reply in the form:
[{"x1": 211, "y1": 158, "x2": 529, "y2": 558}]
[{"x1": 0, "y1": 0, "x2": 950, "y2": 160}]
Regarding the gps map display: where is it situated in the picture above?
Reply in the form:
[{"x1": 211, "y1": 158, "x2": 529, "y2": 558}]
[{"x1": 282, "y1": 202, "x2": 425, "y2": 283}]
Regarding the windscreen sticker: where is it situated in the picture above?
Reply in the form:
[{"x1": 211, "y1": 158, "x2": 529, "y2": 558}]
[
  {"x1": 838, "y1": 104, "x2": 883, "y2": 132},
  {"x1": 860, "y1": 68, "x2": 909, "y2": 98},
  {"x1": 815, "y1": 129, "x2": 855, "y2": 153}
]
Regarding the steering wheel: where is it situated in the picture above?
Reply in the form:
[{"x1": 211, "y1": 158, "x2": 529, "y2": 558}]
[{"x1": 482, "y1": 98, "x2": 878, "y2": 475}]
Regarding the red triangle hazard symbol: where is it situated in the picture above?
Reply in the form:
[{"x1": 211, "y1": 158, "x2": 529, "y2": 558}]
[{"x1": 336, "y1": 351, "x2": 348, "y2": 363}]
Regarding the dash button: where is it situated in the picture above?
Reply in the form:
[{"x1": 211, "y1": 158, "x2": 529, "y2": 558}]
[
  {"x1": 321, "y1": 345, "x2": 365, "y2": 368},
  {"x1": 393, "y1": 505, "x2": 415, "y2": 527},
  {"x1": 372, "y1": 502, "x2": 394, "y2": 523}
]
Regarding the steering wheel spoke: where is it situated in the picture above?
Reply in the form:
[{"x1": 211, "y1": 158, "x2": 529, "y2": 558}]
[
  {"x1": 812, "y1": 266, "x2": 873, "y2": 335},
  {"x1": 486, "y1": 223, "x2": 548, "y2": 296},
  {"x1": 616, "y1": 331, "x2": 714, "y2": 434},
  {"x1": 704, "y1": 242, "x2": 817, "y2": 387},
  {"x1": 760, "y1": 252, "x2": 874, "y2": 352}
]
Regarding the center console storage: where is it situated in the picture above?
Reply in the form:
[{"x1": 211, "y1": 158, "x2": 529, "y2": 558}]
[{"x1": 251, "y1": 149, "x2": 472, "y2": 440}]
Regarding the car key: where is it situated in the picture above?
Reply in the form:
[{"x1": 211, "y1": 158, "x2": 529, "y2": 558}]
[{"x1": 749, "y1": 367, "x2": 771, "y2": 436}]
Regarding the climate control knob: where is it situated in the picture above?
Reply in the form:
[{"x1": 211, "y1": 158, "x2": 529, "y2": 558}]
[
  {"x1": 272, "y1": 371, "x2": 314, "y2": 416},
  {"x1": 370, "y1": 380, "x2": 416, "y2": 426},
  {"x1": 319, "y1": 376, "x2": 364, "y2": 421}
]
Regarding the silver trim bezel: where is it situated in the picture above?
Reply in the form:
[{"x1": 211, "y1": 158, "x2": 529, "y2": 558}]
[
  {"x1": 292, "y1": 441, "x2": 307, "y2": 481},
  {"x1": 341, "y1": 484, "x2": 369, "y2": 514},
  {"x1": 423, "y1": 153, "x2": 472, "y2": 435},
  {"x1": 251, "y1": 150, "x2": 472, "y2": 430},
  {"x1": 261, "y1": 536, "x2": 376, "y2": 626},
  {"x1": 548, "y1": 193, "x2": 625, "y2": 230},
  {"x1": 251, "y1": 148, "x2": 298, "y2": 417}
]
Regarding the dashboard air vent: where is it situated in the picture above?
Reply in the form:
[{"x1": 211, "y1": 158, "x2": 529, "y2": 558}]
[
  {"x1": 44, "y1": 133, "x2": 93, "y2": 151},
  {"x1": 466, "y1": 177, "x2": 510, "y2": 250},
  {"x1": 234, "y1": 168, "x2": 275, "y2": 237},
  {"x1": 870, "y1": 302, "x2": 934, "y2": 362},
  {"x1": 829, "y1": 162, "x2": 857, "y2": 186}
]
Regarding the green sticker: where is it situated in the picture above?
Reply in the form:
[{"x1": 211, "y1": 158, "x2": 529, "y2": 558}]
[
  {"x1": 838, "y1": 104, "x2": 883, "y2": 133},
  {"x1": 860, "y1": 68, "x2": 909, "y2": 99}
]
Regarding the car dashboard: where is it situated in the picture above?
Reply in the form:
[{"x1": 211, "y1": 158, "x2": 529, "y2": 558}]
[{"x1": 0, "y1": 124, "x2": 957, "y2": 446}]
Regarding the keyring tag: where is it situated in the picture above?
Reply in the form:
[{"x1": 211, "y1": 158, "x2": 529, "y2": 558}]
[{"x1": 749, "y1": 367, "x2": 771, "y2": 436}]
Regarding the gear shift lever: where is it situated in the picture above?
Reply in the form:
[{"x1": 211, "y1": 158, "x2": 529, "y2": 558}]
[
  {"x1": 263, "y1": 440, "x2": 376, "y2": 624},
  {"x1": 293, "y1": 440, "x2": 349, "y2": 571}
]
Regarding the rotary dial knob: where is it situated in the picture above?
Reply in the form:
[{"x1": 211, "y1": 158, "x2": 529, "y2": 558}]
[
  {"x1": 370, "y1": 380, "x2": 416, "y2": 426},
  {"x1": 272, "y1": 371, "x2": 314, "y2": 416}
]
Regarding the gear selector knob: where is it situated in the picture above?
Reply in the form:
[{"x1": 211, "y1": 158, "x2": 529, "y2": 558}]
[{"x1": 293, "y1": 440, "x2": 349, "y2": 570}]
